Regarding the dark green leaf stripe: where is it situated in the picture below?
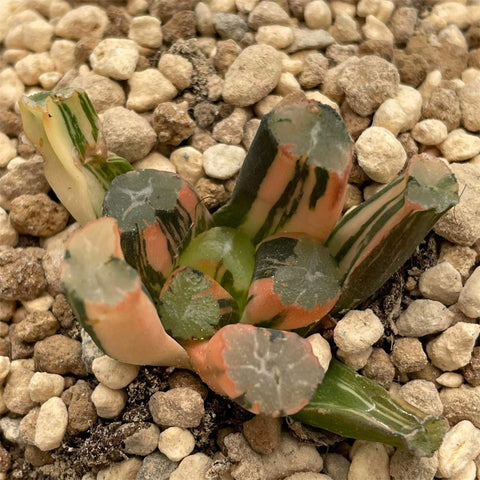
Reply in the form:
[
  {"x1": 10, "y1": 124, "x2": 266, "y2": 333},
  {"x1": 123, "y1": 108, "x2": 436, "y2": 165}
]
[
  {"x1": 58, "y1": 102, "x2": 89, "y2": 158},
  {"x1": 309, "y1": 167, "x2": 329, "y2": 209},
  {"x1": 77, "y1": 92, "x2": 99, "y2": 142},
  {"x1": 84, "y1": 156, "x2": 133, "y2": 190}
]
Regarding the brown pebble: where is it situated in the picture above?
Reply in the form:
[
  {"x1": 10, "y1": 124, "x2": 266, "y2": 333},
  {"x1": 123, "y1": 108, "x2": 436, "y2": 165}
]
[
  {"x1": 153, "y1": 102, "x2": 196, "y2": 146},
  {"x1": 214, "y1": 39, "x2": 241, "y2": 76},
  {"x1": 0, "y1": 247, "x2": 46, "y2": 302},
  {"x1": 52, "y1": 294, "x2": 75, "y2": 329},
  {"x1": 62, "y1": 380, "x2": 97, "y2": 435},
  {"x1": 9, "y1": 323, "x2": 34, "y2": 360},
  {"x1": 0, "y1": 159, "x2": 49, "y2": 200},
  {"x1": 422, "y1": 87, "x2": 461, "y2": 131},
  {"x1": 9, "y1": 193, "x2": 70, "y2": 237},
  {"x1": 162, "y1": 10, "x2": 196, "y2": 44},
  {"x1": 391, "y1": 338, "x2": 428, "y2": 374},
  {"x1": 0, "y1": 110, "x2": 22, "y2": 137},
  {"x1": 148, "y1": 0, "x2": 197, "y2": 23},
  {"x1": 169, "y1": 370, "x2": 209, "y2": 400},
  {"x1": 362, "y1": 348, "x2": 395, "y2": 389},
  {"x1": 0, "y1": 443, "x2": 11, "y2": 473},
  {"x1": 20, "y1": 407, "x2": 40, "y2": 445},
  {"x1": 463, "y1": 347, "x2": 480, "y2": 387},
  {"x1": 195, "y1": 177, "x2": 230, "y2": 210},
  {"x1": 243, "y1": 415, "x2": 282, "y2": 454},
  {"x1": 34, "y1": 335, "x2": 87, "y2": 377},
  {"x1": 3, "y1": 368, "x2": 36, "y2": 415},
  {"x1": 16, "y1": 311, "x2": 59, "y2": 343},
  {"x1": 392, "y1": 50, "x2": 428, "y2": 87},
  {"x1": 24, "y1": 445, "x2": 54, "y2": 468}
]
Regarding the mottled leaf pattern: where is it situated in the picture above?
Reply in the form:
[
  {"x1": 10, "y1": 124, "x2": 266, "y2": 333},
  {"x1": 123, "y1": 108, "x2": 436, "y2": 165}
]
[
  {"x1": 214, "y1": 100, "x2": 353, "y2": 244},
  {"x1": 242, "y1": 234, "x2": 340, "y2": 330},
  {"x1": 103, "y1": 170, "x2": 213, "y2": 298},
  {"x1": 159, "y1": 266, "x2": 239, "y2": 341}
]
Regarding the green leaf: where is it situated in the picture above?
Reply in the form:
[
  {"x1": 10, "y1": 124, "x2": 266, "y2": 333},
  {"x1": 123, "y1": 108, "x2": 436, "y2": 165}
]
[
  {"x1": 214, "y1": 100, "x2": 353, "y2": 244},
  {"x1": 242, "y1": 234, "x2": 340, "y2": 330},
  {"x1": 159, "y1": 267, "x2": 239, "y2": 341},
  {"x1": 293, "y1": 359, "x2": 446, "y2": 456},
  {"x1": 327, "y1": 154, "x2": 459, "y2": 312},
  {"x1": 19, "y1": 89, "x2": 132, "y2": 224},
  {"x1": 177, "y1": 227, "x2": 256, "y2": 310},
  {"x1": 103, "y1": 169, "x2": 213, "y2": 298}
]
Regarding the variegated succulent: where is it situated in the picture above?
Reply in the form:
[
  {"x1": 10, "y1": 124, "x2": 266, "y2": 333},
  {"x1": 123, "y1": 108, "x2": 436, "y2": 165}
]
[{"x1": 21, "y1": 90, "x2": 459, "y2": 456}]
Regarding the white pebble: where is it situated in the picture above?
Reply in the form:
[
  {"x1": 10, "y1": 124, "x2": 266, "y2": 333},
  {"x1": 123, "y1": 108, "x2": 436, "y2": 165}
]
[
  {"x1": 337, "y1": 347, "x2": 372, "y2": 370},
  {"x1": 22, "y1": 18, "x2": 54, "y2": 52},
  {"x1": 55, "y1": 5, "x2": 109, "y2": 40},
  {"x1": 256, "y1": 25, "x2": 294, "y2": 49},
  {"x1": 356, "y1": 127, "x2": 407, "y2": 183},
  {"x1": 92, "y1": 355, "x2": 139, "y2": 389},
  {"x1": 372, "y1": 99, "x2": 408, "y2": 136},
  {"x1": 34, "y1": 397, "x2": 68, "y2": 451},
  {"x1": 14, "y1": 52, "x2": 55, "y2": 85},
  {"x1": 439, "y1": 129, "x2": 480, "y2": 162},
  {"x1": 458, "y1": 266, "x2": 480, "y2": 318},
  {"x1": 203, "y1": 144, "x2": 246, "y2": 180},
  {"x1": 394, "y1": 85, "x2": 422, "y2": 132},
  {"x1": 306, "y1": 334, "x2": 332, "y2": 373},
  {"x1": 170, "y1": 453, "x2": 213, "y2": 480},
  {"x1": 90, "y1": 39, "x2": 139, "y2": 81},
  {"x1": 459, "y1": 79, "x2": 480, "y2": 132},
  {"x1": 437, "y1": 421, "x2": 480, "y2": 478},
  {"x1": 22, "y1": 294, "x2": 54, "y2": 313},
  {"x1": 158, "y1": 427, "x2": 195, "y2": 461},
  {"x1": 398, "y1": 380, "x2": 443, "y2": 416},
  {"x1": 128, "y1": 16, "x2": 163, "y2": 48},
  {"x1": 418, "y1": 262, "x2": 463, "y2": 306},
  {"x1": 426, "y1": 322, "x2": 480, "y2": 371},
  {"x1": 0, "y1": 133, "x2": 17, "y2": 169},
  {"x1": 436, "y1": 372, "x2": 464, "y2": 388},
  {"x1": 412, "y1": 119, "x2": 448, "y2": 146},
  {"x1": 396, "y1": 299, "x2": 454, "y2": 337},
  {"x1": 97, "y1": 458, "x2": 142, "y2": 480},
  {"x1": 431, "y1": 2, "x2": 469, "y2": 30},
  {"x1": 158, "y1": 54, "x2": 193, "y2": 91},
  {"x1": 28, "y1": 372, "x2": 64, "y2": 403},
  {"x1": 362, "y1": 15, "x2": 393, "y2": 45},
  {"x1": 91, "y1": 384, "x2": 127, "y2": 419},
  {"x1": 304, "y1": 1, "x2": 332, "y2": 30},
  {"x1": 348, "y1": 441, "x2": 390, "y2": 480},
  {"x1": 275, "y1": 71, "x2": 302, "y2": 96},
  {"x1": 50, "y1": 39, "x2": 76, "y2": 73},
  {"x1": 448, "y1": 461, "x2": 476, "y2": 480},
  {"x1": 123, "y1": 423, "x2": 159, "y2": 456},
  {"x1": 127, "y1": 68, "x2": 177, "y2": 112},
  {"x1": 334, "y1": 309, "x2": 383, "y2": 355},
  {"x1": 133, "y1": 152, "x2": 176, "y2": 173}
]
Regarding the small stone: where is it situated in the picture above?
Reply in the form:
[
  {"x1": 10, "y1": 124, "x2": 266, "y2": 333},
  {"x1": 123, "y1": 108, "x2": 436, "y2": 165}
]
[
  {"x1": 50, "y1": 39, "x2": 76, "y2": 73},
  {"x1": 123, "y1": 423, "x2": 160, "y2": 456},
  {"x1": 97, "y1": 458, "x2": 143, "y2": 480},
  {"x1": 91, "y1": 384, "x2": 127, "y2": 419},
  {"x1": 422, "y1": 87, "x2": 461, "y2": 132},
  {"x1": 288, "y1": 27, "x2": 334, "y2": 53},
  {"x1": 149, "y1": 388, "x2": 204, "y2": 428},
  {"x1": 299, "y1": 53, "x2": 328, "y2": 90},
  {"x1": 330, "y1": 13, "x2": 362, "y2": 44},
  {"x1": 337, "y1": 347, "x2": 372, "y2": 370},
  {"x1": 34, "y1": 335, "x2": 87, "y2": 376},
  {"x1": 20, "y1": 406, "x2": 39, "y2": 445},
  {"x1": 14, "y1": 52, "x2": 55, "y2": 85},
  {"x1": 203, "y1": 144, "x2": 246, "y2": 180},
  {"x1": 362, "y1": 348, "x2": 395, "y2": 389},
  {"x1": 62, "y1": 380, "x2": 97, "y2": 435},
  {"x1": 213, "y1": 13, "x2": 248, "y2": 42},
  {"x1": 412, "y1": 119, "x2": 448, "y2": 146},
  {"x1": 398, "y1": 380, "x2": 443, "y2": 416},
  {"x1": 223, "y1": 44, "x2": 282, "y2": 107},
  {"x1": 0, "y1": 68, "x2": 25, "y2": 110},
  {"x1": 170, "y1": 453, "x2": 212, "y2": 480},
  {"x1": 437, "y1": 372, "x2": 464, "y2": 388},
  {"x1": 355, "y1": 127, "x2": 407, "y2": 183},
  {"x1": 391, "y1": 338, "x2": 428, "y2": 373},
  {"x1": 3, "y1": 368, "x2": 35, "y2": 414},
  {"x1": 463, "y1": 347, "x2": 480, "y2": 387},
  {"x1": 55, "y1": 5, "x2": 109, "y2": 40},
  {"x1": 92, "y1": 355, "x2": 140, "y2": 390},
  {"x1": 162, "y1": 10, "x2": 196, "y2": 44},
  {"x1": 134, "y1": 152, "x2": 176, "y2": 172},
  {"x1": 362, "y1": 15, "x2": 393, "y2": 46},
  {"x1": 304, "y1": 1, "x2": 332, "y2": 30},
  {"x1": 0, "y1": 248, "x2": 46, "y2": 302},
  {"x1": 306, "y1": 333, "x2": 332, "y2": 374},
  {"x1": 0, "y1": 417, "x2": 21, "y2": 444},
  {"x1": 242, "y1": 416, "x2": 281, "y2": 454},
  {"x1": 70, "y1": 73, "x2": 125, "y2": 113},
  {"x1": 168, "y1": 371, "x2": 208, "y2": 400},
  {"x1": 9, "y1": 194, "x2": 69, "y2": 237},
  {"x1": 256, "y1": 25, "x2": 294, "y2": 49},
  {"x1": 158, "y1": 54, "x2": 193, "y2": 91},
  {"x1": 34, "y1": 397, "x2": 68, "y2": 451},
  {"x1": 459, "y1": 79, "x2": 480, "y2": 132},
  {"x1": 137, "y1": 452, "x2": 178, "y2": 480},
  {"x1": 127, "y1": 69, "x2": 177, "y2": 112},
  {"x1": 396, "y1": 299, "x2": 454, "y2": 337},
  {"x1": 323, "y1": 453, "x2": 350, "y2": 480},
  {"x1": 389, "y1": 450, "x2": 438, "y2": 480},
  {"x1": 243, "y1": 118, "x2": 261, "y2": 150},
  {"x1": 247, "y1": 2, "x2": 291, "y2": 30},
  {"x1": 90, "y1": 39, "x2": 139, "y2": 80},
  {"x1": 440, "y1": 244, "x2": 476, "y2": 282},
  {"x1": 103, "y1": 107, "x2": 156, "y2": 162},
  {"x1": 440, "y1": 385, "x2": 480, "y2": 427},
  {"x1": 372, "y1": 99, "x2": 408, "y2": 136},
  {"x1": 170, "y1": 147, "x2": 204, "y2": 186},
  {"x1": 0, "y1": 357, "x2": 10, "y2": 385},
  {"x1": 439, "y1": 129, "x2": 480, "y2": 162},
  {"x1": 438, "y1": 421, "x2": 480, "y2": 478},
  {"x1": 22, "y1": 19, "x2": 54, "y2": 53},
  {"x1": 0, "y1": 135, "x2": 16, "y2": 169},
  {"x1": 212, "y1": 108, "x2": 248, "y2": 145},
  {"x1": 427, "y1": 322, "x2": 480, "y2": 371},
  {"x1": 348, "y1": 441, "x2": 389, "y2": 480},
  {"x1": 158, "y1": 427, "x2": 195, "y2": 461},
  {"x1": 0, "y1": 208, "x2": 17, "y2": 247},
  {"x1": 434, "y1": 163, "x2": 480, "y2": 246},
  {"x1": 419, "y1": 262, "x2": 463, "y2": 306},
  {"x1": 128, "y1": 16, "x2": 163, "y2": 48},
  {"x1": 28, "y1": 372, "x2": 64, "y2": 404},
  {"x1": 333, "y1": 309, "x2": 383, "y2": 355}
]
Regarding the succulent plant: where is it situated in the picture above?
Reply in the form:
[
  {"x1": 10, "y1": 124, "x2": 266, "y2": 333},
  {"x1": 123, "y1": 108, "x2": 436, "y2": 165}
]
[{"x1": 21, "y1": 91, "x2": 459, "y2": 456}]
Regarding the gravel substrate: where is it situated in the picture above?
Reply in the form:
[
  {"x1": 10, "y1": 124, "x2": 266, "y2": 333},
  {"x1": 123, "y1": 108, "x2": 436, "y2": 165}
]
[{"x1": 1, "y1": 0, "x2": 480, "y2": 479}]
